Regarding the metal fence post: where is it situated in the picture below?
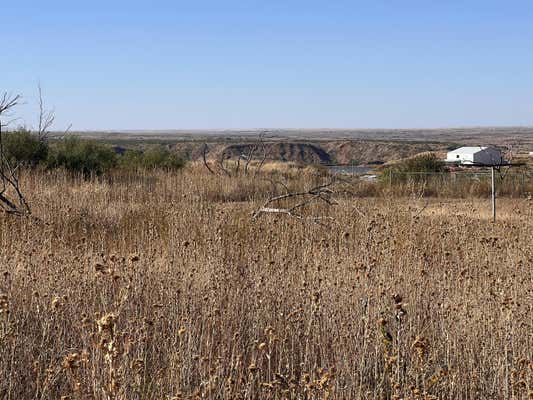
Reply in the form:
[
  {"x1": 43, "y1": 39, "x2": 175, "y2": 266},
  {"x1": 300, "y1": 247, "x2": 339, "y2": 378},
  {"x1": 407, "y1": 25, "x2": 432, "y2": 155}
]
[{"x1": 491, "y1": 166, "x2": 496, "y2": 223}]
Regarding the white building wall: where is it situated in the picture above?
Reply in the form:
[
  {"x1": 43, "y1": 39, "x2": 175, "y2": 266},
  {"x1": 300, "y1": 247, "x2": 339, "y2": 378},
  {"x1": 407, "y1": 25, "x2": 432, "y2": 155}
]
[{"x1": 446, "y1": 151, "x2": 474, "y2": 163}]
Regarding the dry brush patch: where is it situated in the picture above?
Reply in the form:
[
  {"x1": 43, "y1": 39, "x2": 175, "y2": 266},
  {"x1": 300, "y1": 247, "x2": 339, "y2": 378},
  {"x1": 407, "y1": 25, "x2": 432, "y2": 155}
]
[{"x1": 0, "y1": 169, "x2": 532, "y2": 399}]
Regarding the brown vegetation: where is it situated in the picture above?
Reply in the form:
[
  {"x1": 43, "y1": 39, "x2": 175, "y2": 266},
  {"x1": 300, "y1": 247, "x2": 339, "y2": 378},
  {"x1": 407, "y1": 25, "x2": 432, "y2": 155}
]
[
  {"x1": 0, "y1": 168, "x2": 531, "y2": 399},
  {"x1": 323, "y1": 142, "x2": 448, "y2": 165}
]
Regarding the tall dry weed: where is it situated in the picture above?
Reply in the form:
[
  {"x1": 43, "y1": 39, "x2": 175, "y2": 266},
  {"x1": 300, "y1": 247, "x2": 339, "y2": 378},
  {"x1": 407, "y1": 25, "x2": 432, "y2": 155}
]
[{"x1": 0, "y1": 169, "x2": 531, "y2": 399}]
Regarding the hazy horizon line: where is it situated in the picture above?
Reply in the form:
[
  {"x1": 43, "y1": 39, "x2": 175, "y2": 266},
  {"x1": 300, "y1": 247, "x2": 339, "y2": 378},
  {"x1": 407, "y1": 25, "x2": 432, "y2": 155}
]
[{"x1": 42, "y1": 125, "x2": 533, "y2": 134}]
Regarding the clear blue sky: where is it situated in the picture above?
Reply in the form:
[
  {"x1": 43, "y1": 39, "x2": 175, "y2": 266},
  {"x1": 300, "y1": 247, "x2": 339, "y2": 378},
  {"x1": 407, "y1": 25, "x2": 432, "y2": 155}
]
[{"x1": 3, "y1": 0, "x2": 533, "y2": 130}]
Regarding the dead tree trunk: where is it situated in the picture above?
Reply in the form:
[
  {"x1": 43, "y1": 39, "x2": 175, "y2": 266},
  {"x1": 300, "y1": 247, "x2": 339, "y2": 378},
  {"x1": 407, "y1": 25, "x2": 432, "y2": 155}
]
[{"x1": 0, "y1": 92, "x2": 31, "y2": 216}]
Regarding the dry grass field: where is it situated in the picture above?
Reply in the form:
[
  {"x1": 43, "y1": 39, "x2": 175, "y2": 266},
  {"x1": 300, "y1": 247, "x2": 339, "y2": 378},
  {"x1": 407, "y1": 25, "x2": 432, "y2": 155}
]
[{"x1": 0, "y1": 167, "x2": 532, "y2": 399}]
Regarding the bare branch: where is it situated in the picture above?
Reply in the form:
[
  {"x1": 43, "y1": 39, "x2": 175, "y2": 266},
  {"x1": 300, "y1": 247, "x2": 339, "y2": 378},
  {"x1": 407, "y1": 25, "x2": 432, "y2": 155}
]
[
  {"x1": 0, "y1": 93, "x2": 20, "y2": 115},
  {"x1": 218, "y1": 151, "x2": 231, "y2": 177},
  {"x1": 244, "y1": 141, "x2": 257, "y2": 175},
  {"x1": 202, "y1": 143, "x2": 215, "y2": 175},
  {"x1": 37, "y1": 83, "x2": 55, "y2": 140},
  {"x1": 0, "y1": 91, "x2": 31, "y2": 216},
  {"x1": 252, "y1": 180, "x2": 337, "y2": 224},
  {"x1": 253, "y1": 132, "x2": 270, "y2": 177}
]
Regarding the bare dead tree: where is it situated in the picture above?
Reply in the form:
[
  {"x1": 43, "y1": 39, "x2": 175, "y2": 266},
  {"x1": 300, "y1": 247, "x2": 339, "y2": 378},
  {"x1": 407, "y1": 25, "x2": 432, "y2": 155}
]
[
  {"x1": 37, "y1": 83, "x2": 55, "y2": 140},
  {"x1": 202, "y1": 132, "x2": 272, "y2": 178},
  {"x1": 0, "y1": 92, "x2": 31, "y2": 216},
  {"x1": 250, "y1": 132, "x2": 270, "y2": 177},
  {"x1": 254, "y1": 138, "x2": 269, "y2": 177},
  {"x1": 252, "y1": 179, "x2": 338, "y2": 223},
  {"x1": 243, "y1": 138, "x2": 259, "y2": 175},
  {"x1": 496, "y1": 144, "x2": 515, "y2": 180},
  {"x1": 218, "y1": 152, "x2": 231, "y2": 176},
  {"x1": 202, "y1": 143, "x2": 235, "y2": 176},
  {"x1": 0, "y1": 86, "x2": 58, "y2": 216},
  {"x1": 202, "y1": 143, "x2": 215, "y2": 175},
  {"x1": 201, "y1": 142, "x2": 233, "y2": 176}
]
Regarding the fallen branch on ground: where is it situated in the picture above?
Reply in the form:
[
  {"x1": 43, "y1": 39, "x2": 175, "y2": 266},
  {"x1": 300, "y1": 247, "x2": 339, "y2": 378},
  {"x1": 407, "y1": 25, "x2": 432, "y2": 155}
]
[{"x1": 252, "y1": 180, "x2": 338, "y2": 224}]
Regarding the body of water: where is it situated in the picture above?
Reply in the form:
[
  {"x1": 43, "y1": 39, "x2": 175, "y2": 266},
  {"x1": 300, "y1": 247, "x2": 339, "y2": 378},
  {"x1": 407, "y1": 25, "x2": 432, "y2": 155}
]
[{"x1": 327, "y1": 165, "x2": 374, "y2": 175}]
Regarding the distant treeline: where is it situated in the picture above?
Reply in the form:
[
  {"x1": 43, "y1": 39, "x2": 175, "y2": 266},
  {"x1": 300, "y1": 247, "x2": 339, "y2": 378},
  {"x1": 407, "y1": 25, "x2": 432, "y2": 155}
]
[{"x1": 1, "y1": 129, "x2": 185, "y2": 176}]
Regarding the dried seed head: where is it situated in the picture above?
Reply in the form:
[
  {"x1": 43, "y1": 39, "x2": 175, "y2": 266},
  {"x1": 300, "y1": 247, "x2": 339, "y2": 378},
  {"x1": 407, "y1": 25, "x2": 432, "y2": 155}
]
[
  {"x1": 62, "y1": 353, "x2": 80, "y2": 370},
  {"x1": 0, "y1": 294, "x2": 8, "y2": 315},
  {"x1": 312, "y1": 292, "x2": 321, "y2": 303},
  {"x1": 51, "y1": 296, "x2": 62, "y2": 310},
  {"x1": 412, "y1": 335, "x2": 429, "y2": 360},
  {"x1": 94, "y1": 263, "x2": 106, "y2": 274},
  {"x1": 97, "y1": 313, "x2": 116, "y2": 334},
  {"x1": 392, "y1": 293, "x2": 402, "y2": 304},
  {"x1": 264, "y1": 326, "x2": 275, "y2": 337}
]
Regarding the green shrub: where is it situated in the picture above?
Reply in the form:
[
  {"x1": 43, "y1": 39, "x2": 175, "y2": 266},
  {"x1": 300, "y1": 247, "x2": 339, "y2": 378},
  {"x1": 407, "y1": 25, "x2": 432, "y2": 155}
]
[
  {"x1": 117, "y1": 149, "x2": 144, "y2": 171},
  {"x1": 402, "y1": 153, "x2": 443, "y2": 173},
  {"x1": 47, "y1": 137, "x2": 117, "y2": 176},
  {"x1": 1, "y1": 128, "x2": 48, "y2": 167},
  {"x1": 380, "y1": 153, "x2": 445, "y2": 183},
  {"x1": 118, "y1": 146, "x2": 185, "y2": 171},
  {"x1": 143, "y1": 146, "x2": 184, "y2": 170}
]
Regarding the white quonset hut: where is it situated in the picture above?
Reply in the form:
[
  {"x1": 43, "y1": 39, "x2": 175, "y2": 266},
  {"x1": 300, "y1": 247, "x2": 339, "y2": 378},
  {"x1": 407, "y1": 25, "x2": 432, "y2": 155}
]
[{"x1": 446, "y1": 146, "x2": 502, "y2": 165}]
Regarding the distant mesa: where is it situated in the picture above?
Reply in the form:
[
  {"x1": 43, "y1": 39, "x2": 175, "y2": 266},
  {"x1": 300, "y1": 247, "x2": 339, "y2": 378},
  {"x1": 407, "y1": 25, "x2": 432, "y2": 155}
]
[{"x1": 220, "y1": 142, "x2": 332, "y2": 164}]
